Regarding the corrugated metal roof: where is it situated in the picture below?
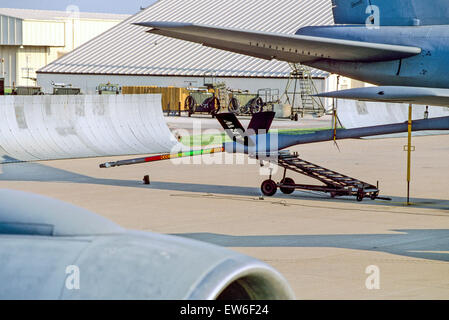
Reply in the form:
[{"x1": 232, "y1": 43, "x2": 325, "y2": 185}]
[
  {"x1": 0, "y1": 8, "x2": 130, "y2": 21},
  {"x1": 38, "y1": 0, "x2": 334, "y2": 78}
]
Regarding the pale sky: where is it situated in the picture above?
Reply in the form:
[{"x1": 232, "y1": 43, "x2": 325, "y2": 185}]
[{"x1": 0, "y1": 0, "x2": 158, "y2": 14}]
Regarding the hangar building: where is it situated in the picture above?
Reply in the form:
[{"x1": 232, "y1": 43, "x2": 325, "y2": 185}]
[
  {"x1": 37, "y1": 0, "x2": 342, "y2": 105},
  {"x1": 0, "y1": 8, "x2": 129, "y2": 88}
]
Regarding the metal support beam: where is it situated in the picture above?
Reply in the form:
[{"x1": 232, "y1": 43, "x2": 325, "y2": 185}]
[{"x1": 407, "y1": 104, "x2": 413, "y2": 205}]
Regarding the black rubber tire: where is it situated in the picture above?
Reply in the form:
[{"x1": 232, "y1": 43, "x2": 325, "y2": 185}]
[
  {"x1": 249, "y1": 97, "x2": 264, "y2": 114},
  {"x1": 370, "y1": 193, "x2": 379, "y2": 200},
  {"x1": 280, "y1": 178, "x2": 295, "y2": 195},
  {"x1": 261, "y1": 179, "x2": 277, "y2": 197},
  {"x1": 204, "y1": 97, "x2": 220, "y2": 117},
  {"x1": 228, "y1": 98, "x2": 240, "y2": 113}
]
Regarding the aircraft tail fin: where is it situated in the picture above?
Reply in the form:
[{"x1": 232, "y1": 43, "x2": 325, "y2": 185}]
[
  {"x1": 247, "y1": 112, "x2": 276, "y2": 135},
  {"x1": 332, "y1": 0, "x2": 449, "y2": 26},
  {"x1": 216, "y1": 112, "x2": 275, "y2": 147}
]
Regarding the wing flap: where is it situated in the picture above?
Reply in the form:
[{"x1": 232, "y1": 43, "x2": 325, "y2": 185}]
[
  {"x1": 317, "y1": 86, "x2": 449, "y2": 107},
  {"x1": 136, "y1": 21, "x2": 422, "y2": 63}
]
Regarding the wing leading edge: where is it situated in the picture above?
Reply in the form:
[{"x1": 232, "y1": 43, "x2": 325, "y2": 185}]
[
  {"x1": 317, "y1": 86, "x2": 449, "y2": 107},
  {"x1": 135, "y1": 21, "x2": 421, "y2": 63}
]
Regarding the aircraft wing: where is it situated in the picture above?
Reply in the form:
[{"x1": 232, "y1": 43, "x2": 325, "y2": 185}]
[
  {"x1": 135, "y1": 22, "x2": 421, "y2": 63},
  {"x1": 317, "y1": 86, "x2": 449, "y2": 107}
]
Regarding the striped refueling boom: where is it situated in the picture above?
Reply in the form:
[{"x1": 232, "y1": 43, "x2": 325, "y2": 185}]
[{"x1": 100, "y1": 147, "x2": 225, "y2": 168}]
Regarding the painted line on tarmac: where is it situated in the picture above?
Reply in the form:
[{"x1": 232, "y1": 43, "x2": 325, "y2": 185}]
[{"x1": 170, "y1": 193, "x2": 449, "y2": 218}]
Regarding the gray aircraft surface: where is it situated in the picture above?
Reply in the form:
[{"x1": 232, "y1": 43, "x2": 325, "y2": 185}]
[
  {"x1": 3, "y1": 0, "x2": 449, "y2": 301},
  {"x1": 136, "y1": 0, "x2": 449, "y2": 106},
  {"x1": 0, "y1": 189, "x2": 294, "y2": 300}
]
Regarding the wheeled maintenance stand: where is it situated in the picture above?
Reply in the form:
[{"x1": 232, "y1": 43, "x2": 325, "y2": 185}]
[{"x1": 260, "y1": 151, "x2": 381, "y2": 202}]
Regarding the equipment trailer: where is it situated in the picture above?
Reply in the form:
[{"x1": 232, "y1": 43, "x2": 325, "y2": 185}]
[{"x1": 260, "y1": 151, "x2": 381, "y2": 201}]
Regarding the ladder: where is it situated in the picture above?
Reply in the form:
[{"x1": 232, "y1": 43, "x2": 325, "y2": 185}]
[
  {"x1": 261, "y1": 152, "x2": 381, "y2": 201},
  {"x1": 298, "y1": 74, "x2": 314, "y2": 113},
  {"x1": 283, "y1": 64, "x2": 326, "y2": 120}
]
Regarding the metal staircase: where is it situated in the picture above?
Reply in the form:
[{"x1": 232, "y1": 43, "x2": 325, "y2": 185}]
[
  {"x1": 261, "y1": 152, "x2": 381, "y2": 201},
  {"x1": 283, "y1": 64, "x2": 326, "y2": 120}
]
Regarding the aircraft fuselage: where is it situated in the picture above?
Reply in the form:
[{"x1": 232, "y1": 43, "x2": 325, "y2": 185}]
[{"x1": 298, "y1": 25, "x2": 449, "y2": 88}]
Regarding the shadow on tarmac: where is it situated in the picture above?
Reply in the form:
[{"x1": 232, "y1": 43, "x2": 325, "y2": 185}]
[
  {"x1": 1, "y1": 158, "x2": 449, "y2": 211},
  {"x1": 2, "y1": 160, "x2": 449, "y2": 262},
  {"x1": 173, "y1": 230, "x2": 449, "y2": 262}
]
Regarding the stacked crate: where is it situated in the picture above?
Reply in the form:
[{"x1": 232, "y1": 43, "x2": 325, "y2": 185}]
[{"x1": 122, "y1": 86, "x2": 190, "y2": 111}]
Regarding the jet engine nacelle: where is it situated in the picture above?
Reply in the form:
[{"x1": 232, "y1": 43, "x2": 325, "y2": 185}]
[{"x1": 0, "y1": 190, "x2": 294, "y2": 300}]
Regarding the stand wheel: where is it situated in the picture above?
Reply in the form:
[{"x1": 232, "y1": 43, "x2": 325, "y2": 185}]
[
  {"x1": 370, "y1": 192, "x2": 379, "y2": 200},
  {"x1": 280, "y1": 178, "x2": 295, "y2": 195},
  {"x1": 261, "y1": 179, "x2": 277, "y2": 197}
]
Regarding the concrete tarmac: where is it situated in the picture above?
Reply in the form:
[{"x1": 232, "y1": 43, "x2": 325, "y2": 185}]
[{"x1": 0, "y1": 124, "x2": 448, "y2": 299}]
